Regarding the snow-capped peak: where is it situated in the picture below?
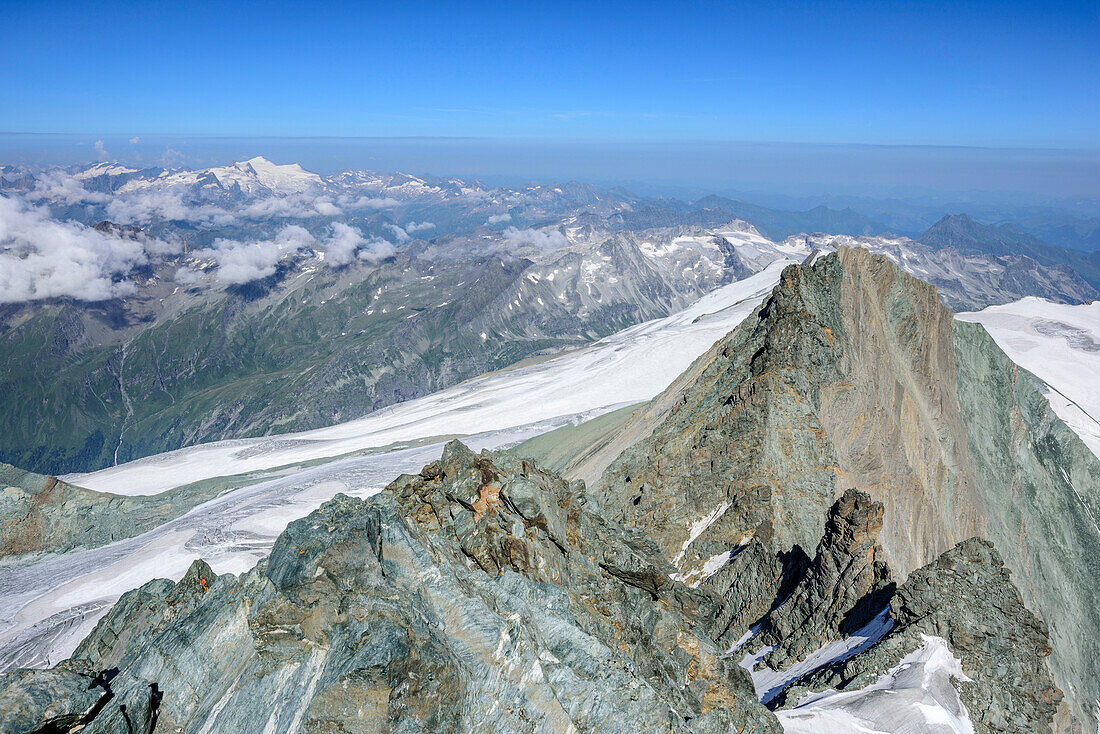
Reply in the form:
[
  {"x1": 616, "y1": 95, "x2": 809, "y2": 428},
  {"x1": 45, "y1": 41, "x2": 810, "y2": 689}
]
[{"x1": 73, "y1": 162, "x2": 139, "y2": 179}]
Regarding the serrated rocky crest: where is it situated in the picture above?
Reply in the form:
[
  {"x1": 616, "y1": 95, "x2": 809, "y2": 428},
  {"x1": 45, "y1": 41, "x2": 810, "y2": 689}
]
[{"x1": 0, "y1": 442, "x2": 780, "y2": 733}]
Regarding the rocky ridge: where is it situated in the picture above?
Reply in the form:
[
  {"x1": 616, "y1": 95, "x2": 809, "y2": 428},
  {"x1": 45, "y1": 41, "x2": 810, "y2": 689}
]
[
  {"x1": 544, "y1": 247, "x2": 1099, "y2": 728},
  {"x1": 0, "y1": 442, "x2": 780, "y2": 733},
  {"x1": 778, "y1": 537, "x2": 1061, "y2": 734},
  {"x1": 0, "y1": 462, "x2": 220, "y2": 562},
  {"x1": 0, "y1": 442, "x2": 1063, "y2": 733}
]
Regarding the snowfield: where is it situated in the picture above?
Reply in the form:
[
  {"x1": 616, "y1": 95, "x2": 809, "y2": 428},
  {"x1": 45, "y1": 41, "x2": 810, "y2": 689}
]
[
  {"x1": 2, "y1": 260, "x2": 794, "y2": 671},
  {"x1": 776, "y1": 634, "x2": 975, "y2": 734},
  {"x1": 958, "y1": 297, "x2": 1100, "y2": 460},
  {"x1": 64, "y1": 260, "x2": 795, "y2": 496}
]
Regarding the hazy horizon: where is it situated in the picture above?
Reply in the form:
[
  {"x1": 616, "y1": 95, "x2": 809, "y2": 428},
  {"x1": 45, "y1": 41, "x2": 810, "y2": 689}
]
[{"x1": 3, "y1": 133, "x2": 1098, "y2": 209}]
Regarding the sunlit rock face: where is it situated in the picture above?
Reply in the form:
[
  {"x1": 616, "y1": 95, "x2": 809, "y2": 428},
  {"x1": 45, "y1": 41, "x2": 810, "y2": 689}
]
[
  {"x1": 0, "y1": 443, "x2": 780, "y2": 733},
  {"x1": 584, "y1": 248, "x2": 1099, "y2": 727}
]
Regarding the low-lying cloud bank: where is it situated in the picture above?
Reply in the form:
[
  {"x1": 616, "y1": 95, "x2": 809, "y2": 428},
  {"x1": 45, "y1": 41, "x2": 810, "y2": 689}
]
[
  {"x1": 0, "y1": 193, "x2": 395, "y2": 302},
  {"x1": 23, "y1": 169, "x2": 356, "y2": 227},
  {"x1": 503, "y1": 226, "x2": 568, "y2": 250},
  {"x1": 0, "y1": 195, "x2": 176, "y2": 303}
]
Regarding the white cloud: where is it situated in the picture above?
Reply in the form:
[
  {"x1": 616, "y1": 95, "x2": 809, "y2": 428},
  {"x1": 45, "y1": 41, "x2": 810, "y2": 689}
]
[
  {"x1": 201, "y1": 224, "x2": 315, "y2": 285},
  {"x1": 173, "y1": 266, "x2": 203, "y2": 285},
  {"x1": 320, "y1": 223, "x2": 363, "y2": 266},
  {"x1": 129, "y1": 136, "x2": 141, "y2": 145},
  {"x1": 342, "y1": 195, "x2": 400, "y2": 210},
  {"x1": 106, "y1": 190, "x2": 234, "y2": 226},
  {"x1": 502, "y1": 226, "x2": 568, "y2": 250},
  {"x1": 238, "y1": 194, "x2": 341, "y2": 220},
  {"x1": 383, "y1": 223, "x2": 410, "y2": 243},
  {"x1": 358, "y1": 238, "x2": 395, "y2": 263},
  {"x1": 94, "y1": 140, "x2": 109, "y2": 161},
  {"x1": 207, "y1": 240, "x2": 286, "y2": 284},
  {"x1": 316, "y1": 222, "x2": 395, "y2": 266},
  {"x1": 313, "y1": 200, "x2": 341, "y2": 216},
  {"x1": 487, "y1": 212, "x2": 512, "y2": 224},
  {"x1": 159, "y1": 146, "x2": 185, "y2": 166},
  {"x1": 405, "y1": 220, "x2": 435, "y2": 233},
  {"x1": 104, "y1": 190, "x2": 342, "y2": 226},
  {"x1": 0, "y1": 195, "x2": 163, "y2": 303},
  {"x1": 25, "y1": 171, "x2": 108, "y2": 206},
  {"x1": 273, "y1": 224, "x2": 315, "y2": 249}
]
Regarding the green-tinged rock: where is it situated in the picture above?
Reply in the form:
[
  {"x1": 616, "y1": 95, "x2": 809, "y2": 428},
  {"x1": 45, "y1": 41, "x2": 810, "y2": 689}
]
[
  {"x1": 780, "y1": 538, "x2": 1061, "y2": 734},
  {"x1": 0, "y1": 462, "x2": 223, "y2": 562},
  {"x1": 0, "y1": 443, "x2": 780, "y2": 733}
]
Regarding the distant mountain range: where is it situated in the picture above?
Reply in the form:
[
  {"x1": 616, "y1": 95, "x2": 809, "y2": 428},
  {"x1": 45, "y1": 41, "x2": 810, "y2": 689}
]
[
  {"x1": 0, "y1": 159, "x2": 1097, "y2": 477},
  {"x1": 920, "y1": 213, "x2": 1100, "y2": 291}
]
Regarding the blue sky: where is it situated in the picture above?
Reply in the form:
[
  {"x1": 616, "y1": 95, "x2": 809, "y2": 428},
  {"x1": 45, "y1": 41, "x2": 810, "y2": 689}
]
[{"x1": 2, "y1": 0, "x2": 1097, "y2": 147}]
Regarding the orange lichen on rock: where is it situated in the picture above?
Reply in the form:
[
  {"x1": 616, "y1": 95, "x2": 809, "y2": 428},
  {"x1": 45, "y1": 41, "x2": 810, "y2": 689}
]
[{"x1": 472, "y1": 482, "x2": 501, "y2": 522}]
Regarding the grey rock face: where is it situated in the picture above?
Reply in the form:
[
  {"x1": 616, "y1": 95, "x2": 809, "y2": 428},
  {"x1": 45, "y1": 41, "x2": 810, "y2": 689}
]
[
  {"x1": 952, "y1": 320, "x2": 1100, "y2": 731},
  {"x1": 553, "y1": 247, "x2": 1097, "y2": 727},
  {"x1": 780, "y1": 538, "x2": 1061, "y2": 734},
  {"x1": 757, "y1": 488, "x2": 893, "y2": 669},
  {"x1": 0, "y1": 442, "x2": 780, "y2": 733},
  {"x1": 595, "y1": 253, "x2": 847, "y2": 581}
]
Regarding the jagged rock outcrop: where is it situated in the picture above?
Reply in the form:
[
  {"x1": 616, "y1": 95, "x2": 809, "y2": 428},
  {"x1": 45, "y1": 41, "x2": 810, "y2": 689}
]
[
  {"x1": 756, "y1": 489, "x2": 893, "y2": 669},
  {"x1": 779, "y1": 538, "x2": 1061, "y2": 734},
  {"x1": 594, "y1": 251, "x2": 847, "y2": 578},
  {"x1": 0, "y1": 442, "x2": 780, "y2": 733},
  {"x1": 553, "y1": 247, "x2": 1099, "y2": 727},
  {"x1": 0, "y1": 462, "x2": 220, "y2": 562}
]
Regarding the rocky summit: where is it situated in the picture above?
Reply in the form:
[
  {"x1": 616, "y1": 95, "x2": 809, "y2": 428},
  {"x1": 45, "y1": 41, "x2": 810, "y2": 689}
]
[
  {"x1": 570, "y1": 247, "x2": 1099, "y2": 729},
  {"x1": 0, "y1": 442, "x2": 779, "y2": 733}
]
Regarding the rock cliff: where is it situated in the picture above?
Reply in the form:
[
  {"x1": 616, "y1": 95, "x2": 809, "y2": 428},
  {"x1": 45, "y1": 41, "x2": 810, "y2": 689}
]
[{"x1": 559, "y1": 248, "x2": 1099, "y2": 727}]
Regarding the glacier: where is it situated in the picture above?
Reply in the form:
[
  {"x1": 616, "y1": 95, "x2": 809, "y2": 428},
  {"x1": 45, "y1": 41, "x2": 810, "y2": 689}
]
[
  {"x1": 1, "y1": 260, "x2": 794, "y2": 672},
  {"x1": 958, "y1": 297, "x2": 1100, "y2": 460}
]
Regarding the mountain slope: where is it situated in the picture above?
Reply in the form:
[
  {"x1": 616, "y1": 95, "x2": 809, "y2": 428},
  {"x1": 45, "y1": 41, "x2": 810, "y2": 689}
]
[
  {"x1": 542, "y1": 248, "x2": 1098, "y2": 727},
  {"x1": 0, "y1": 441, "x2": 1059, "y2": 733},
  {"x1": 0, "y1": 264, "x2": 790, "y2": 675},
  {"x1": 0, "y1": 230, "x2": 747, "y2": 475},
  {"x1": 957, "y1": 298, "x2": 1100, "y2": 459},
  {"x1": 0, "y1": 444, "x2": 782, "y2": 733},
  {"x1": 0, "y1": 463, "x2": 226, "y2": 561},
  {"x1": 922, "y1": 213, "x2": 1100, "y2": 291}
]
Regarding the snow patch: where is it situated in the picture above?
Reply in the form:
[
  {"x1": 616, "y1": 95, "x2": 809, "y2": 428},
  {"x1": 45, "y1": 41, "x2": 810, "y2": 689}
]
[
  {"x1": 776, "y1": 634, "x2": 974, "y2": 734},
  {"x1": 741, "y1": 605, "x2": 895, "y2": 704}
]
